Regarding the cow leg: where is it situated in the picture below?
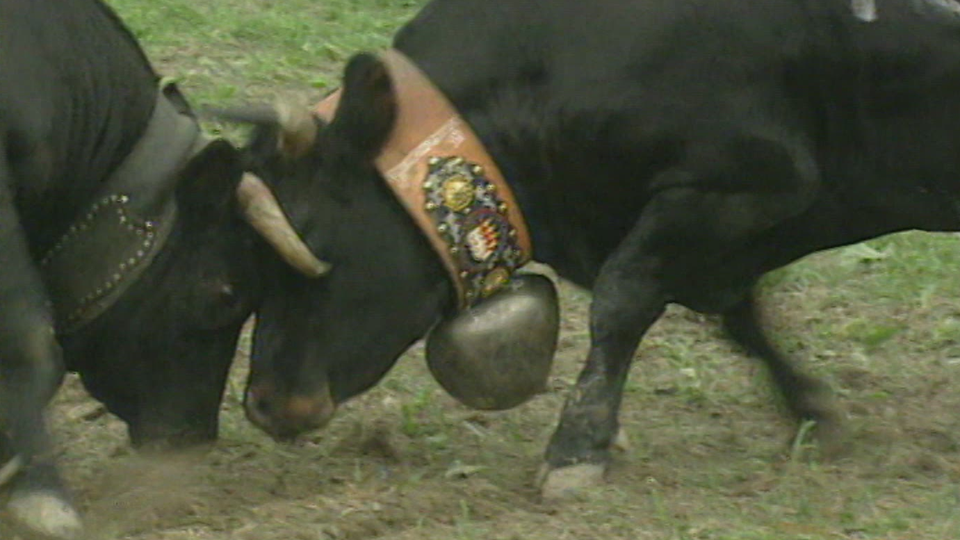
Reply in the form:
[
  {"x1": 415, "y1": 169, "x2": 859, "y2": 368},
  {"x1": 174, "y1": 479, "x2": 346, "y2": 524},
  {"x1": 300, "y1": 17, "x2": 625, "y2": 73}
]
[
  {"x1": 721, "y1": 290, "x2": 845, "y2": 455},
  {"x1": 538, "y1": 237, "x2": 667, "y2": 498},
  {"x1": 0, "y1": 172, "x2": 81, "y2": 539},
  {"x1": 539, "y1": 133, "x2": 821, "y2": 498}
]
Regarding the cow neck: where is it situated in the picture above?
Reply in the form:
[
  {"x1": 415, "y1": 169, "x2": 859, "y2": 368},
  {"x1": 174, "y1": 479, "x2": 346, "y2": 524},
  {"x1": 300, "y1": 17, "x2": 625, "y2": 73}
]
[
  {"x1": 314, "y1": 49, "x2": 533, "y2": 308},
  {"x1": 39, "y1": 88, "x2": 203, "y2": 334}
]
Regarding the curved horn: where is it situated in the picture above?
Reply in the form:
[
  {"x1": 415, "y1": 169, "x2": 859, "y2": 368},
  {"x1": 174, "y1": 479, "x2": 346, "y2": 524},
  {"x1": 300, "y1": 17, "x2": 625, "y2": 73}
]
[
  {"x1": 237, "y1": 173, "x2": 331, "y2": 277},
  {"x1": 275, "y1": 103, "x2": 318, "y2": 158}
]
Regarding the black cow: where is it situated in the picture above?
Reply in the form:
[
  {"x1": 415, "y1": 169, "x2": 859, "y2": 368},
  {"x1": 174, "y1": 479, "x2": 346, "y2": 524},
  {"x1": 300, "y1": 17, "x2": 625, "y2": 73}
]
[
  {"x1": 0, "y1": 1, "x2": 322, "y2": 537},
  {"x1": 233, "y1": 0, "x2": 960, "y2": 498}
]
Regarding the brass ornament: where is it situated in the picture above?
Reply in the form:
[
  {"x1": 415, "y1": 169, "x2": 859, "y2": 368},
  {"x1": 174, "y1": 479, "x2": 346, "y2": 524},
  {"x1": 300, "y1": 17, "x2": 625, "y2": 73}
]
[
  {"x1": 481, "y1": 267, "x2": 510, "y2": 297},
  {"x1": 441, "y1": 175, "x2": 475, "y2": 212}
]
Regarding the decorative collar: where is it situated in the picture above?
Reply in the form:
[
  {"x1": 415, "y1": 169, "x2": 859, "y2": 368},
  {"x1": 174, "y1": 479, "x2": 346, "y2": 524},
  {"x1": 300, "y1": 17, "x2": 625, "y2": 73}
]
[
  {"x1": 314, "y1": 50, "x2": 532, "y2": 308},
  {"x1": 40, "y1": 85, "x2": 203, "y2": 334}
]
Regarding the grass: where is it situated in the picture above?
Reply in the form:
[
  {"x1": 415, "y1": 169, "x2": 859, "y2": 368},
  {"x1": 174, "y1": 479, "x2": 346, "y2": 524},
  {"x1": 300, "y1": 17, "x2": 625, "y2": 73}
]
[
  {"x1": 4, "y1": 1, "x2": 960, "y2": 539},
  {"x1": 107, "y1": 0, "x2": 421, "y2": 106}
]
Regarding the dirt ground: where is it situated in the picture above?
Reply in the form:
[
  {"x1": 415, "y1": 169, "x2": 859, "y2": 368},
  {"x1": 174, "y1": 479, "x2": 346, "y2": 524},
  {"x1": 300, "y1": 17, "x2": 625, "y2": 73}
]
[{"x1": 4, "y1": 239, "x2": 960, "y2": 539}]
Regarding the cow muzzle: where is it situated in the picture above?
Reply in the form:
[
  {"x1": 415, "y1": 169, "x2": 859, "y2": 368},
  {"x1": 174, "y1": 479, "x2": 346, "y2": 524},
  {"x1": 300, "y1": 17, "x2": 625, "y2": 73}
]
[
  {"x1": 243, "y1": 383, "x2": 337, "y2": 441},
  {"x1": 425, "y1": 273, "x2": 560, "y2": 410}
]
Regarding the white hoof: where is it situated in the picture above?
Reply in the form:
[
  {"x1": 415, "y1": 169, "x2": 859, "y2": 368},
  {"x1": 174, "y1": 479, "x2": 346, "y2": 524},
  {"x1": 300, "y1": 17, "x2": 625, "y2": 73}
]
[
  {"x1": 6, "y1": 491, "x2": 84, "y2": 540},
  {"x1": 612, "y1": 428, "x2": 630, "y2": 453},
  {"x1": 538, "y1": 463, "x2": 606, "y2": 500}
]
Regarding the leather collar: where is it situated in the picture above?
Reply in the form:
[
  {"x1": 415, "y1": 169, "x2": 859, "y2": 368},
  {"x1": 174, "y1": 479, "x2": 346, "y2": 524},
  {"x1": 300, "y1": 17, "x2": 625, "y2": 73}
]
[
  {"x1": 315, "y1": 50, "x2": 532, "y2": 308},
  {"x1": 40, "y1": 86, "x2": 203, "y2": 334}
]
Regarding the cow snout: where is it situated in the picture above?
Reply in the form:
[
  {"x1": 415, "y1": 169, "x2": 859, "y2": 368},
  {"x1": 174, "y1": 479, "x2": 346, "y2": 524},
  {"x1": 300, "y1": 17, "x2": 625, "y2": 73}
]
[{"x1": 244, "y1": 384, "x2": 337, "y2": 441}]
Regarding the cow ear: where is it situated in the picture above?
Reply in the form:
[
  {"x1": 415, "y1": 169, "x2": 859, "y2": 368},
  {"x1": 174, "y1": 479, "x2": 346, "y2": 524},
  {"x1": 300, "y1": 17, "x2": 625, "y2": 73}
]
[
  {"x1": 326, "y1": 53, "x2": 397, "y2": 160},
  {"x1": 175, "y1": 140, "x2": 245, "y2": 225}
]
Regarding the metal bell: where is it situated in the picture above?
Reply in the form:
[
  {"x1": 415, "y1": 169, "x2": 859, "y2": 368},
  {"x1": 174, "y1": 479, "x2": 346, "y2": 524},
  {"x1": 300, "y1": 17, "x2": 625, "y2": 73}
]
[{"x1": 425, "y1": 273, "x2": 560, "y2": 410}]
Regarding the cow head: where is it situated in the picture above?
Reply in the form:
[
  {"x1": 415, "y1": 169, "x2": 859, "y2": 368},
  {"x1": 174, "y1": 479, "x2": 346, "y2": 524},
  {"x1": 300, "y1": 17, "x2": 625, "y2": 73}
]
[
  {"x1": 61, "y1": 140, "x2": 268, "y2": 448},
  {"x1": 230, "y1": 54, "x2": 454, "y2": 440}
]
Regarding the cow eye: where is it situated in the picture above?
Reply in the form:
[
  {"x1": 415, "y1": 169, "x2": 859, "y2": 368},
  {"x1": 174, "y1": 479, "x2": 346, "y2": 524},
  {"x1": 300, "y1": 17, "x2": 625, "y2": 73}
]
[{"x1": 190, "y1": 280, "x2": 246, "y2": 331}]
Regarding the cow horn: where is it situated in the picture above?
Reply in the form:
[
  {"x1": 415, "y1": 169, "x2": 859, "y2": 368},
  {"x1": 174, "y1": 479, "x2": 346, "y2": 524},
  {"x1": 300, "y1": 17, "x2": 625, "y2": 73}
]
[
  {"x1": 236, "y1": 173, "x2": 331, "y2": 277},
  {"x1": 275, "y1": 103, "x2": 317, "y2": 159}
]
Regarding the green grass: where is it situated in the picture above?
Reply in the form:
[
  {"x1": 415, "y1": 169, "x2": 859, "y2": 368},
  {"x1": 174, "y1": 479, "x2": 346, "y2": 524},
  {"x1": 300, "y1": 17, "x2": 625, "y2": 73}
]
[
  {"x1": 6, "y1": 2, "x2": 960, "y2": 539},
  {"x1": 107, "y1": 0, "x2": 424, "y2": 105}
]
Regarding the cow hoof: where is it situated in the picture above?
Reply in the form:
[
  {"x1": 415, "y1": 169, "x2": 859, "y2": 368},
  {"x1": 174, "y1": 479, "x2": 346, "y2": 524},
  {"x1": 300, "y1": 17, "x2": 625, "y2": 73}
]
[
  {"x1": 811, "y1": 415, "x2": 849, "y2": 460},
  {"x1": 5, "y1": 491, "x2": 83, "y2": 540},
  {"x1": 538, "y1": 463, "x2": 607, "y2": 500},
  {"x1": 612, "y1": 428, "x2": 630, "y2": 453},
  {"x1": 796, "y1": 395, "x2": 848, "y2": 460}
]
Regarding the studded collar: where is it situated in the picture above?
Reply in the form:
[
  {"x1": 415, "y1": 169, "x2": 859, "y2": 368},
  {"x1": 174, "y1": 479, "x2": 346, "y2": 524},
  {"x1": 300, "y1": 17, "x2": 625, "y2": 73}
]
[
  {"x1": 314, "y1": 50, "x2": 533, "y2": 308},
  {"x1": 39, "y1": 86, "x2": 203, "y2": 334}
]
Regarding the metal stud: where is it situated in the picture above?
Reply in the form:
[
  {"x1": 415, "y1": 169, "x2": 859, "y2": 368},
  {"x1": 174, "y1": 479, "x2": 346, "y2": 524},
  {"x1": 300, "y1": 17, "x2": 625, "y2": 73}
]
[
  {"x1": 471, "y1": 164, "x2": 484, "y2": 175},
  {"x1": 498, "y1": 202, "x2": 509, "y2": 213},
  {"x1": 450, "y1": 157, "x2": 464, "y2": 166},
  {"x1": 437, "y1": 223, "x2": 449, "y2": 233},
  {"x1": 459, "y1": 271, "x2": 469, "y2": 279},
  {"x1": 486, "y1": 184, "x2": 497, "y2": 193},
  {"x1": 425, "y1": 201, "x2": 438, "y2": 211},
  {"x1": 450, "y1": 246, "x2": 460, "y2": 255}
]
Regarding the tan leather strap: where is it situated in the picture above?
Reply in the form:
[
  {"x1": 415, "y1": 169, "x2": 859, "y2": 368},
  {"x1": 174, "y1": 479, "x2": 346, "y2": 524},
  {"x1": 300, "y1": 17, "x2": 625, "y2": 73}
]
[{"x1": 315, "y1": 50, "x2": 532, "y2": 308}]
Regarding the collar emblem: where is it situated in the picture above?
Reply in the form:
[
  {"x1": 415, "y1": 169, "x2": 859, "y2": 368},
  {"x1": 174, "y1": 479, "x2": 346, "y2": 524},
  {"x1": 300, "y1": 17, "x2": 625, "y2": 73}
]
[{"x1": 423, "y1": 156, "x2": 525, "y2": 303}]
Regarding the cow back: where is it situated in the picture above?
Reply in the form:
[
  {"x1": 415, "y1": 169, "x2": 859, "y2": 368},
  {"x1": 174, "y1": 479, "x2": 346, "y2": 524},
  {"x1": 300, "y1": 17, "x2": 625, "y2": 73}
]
[{"x1": 0, "y1": 0, "x2": 159, "y2": 257}]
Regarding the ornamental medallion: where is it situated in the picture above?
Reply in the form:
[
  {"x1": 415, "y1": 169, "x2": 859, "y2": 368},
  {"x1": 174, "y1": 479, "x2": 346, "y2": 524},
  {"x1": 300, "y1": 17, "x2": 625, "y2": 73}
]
[
  {"x1": 442, "y1": 175, "x2": 474, "y2": 212},
  {"x1": 423, "y1": 156, "x2": 526, "y2": 303}
]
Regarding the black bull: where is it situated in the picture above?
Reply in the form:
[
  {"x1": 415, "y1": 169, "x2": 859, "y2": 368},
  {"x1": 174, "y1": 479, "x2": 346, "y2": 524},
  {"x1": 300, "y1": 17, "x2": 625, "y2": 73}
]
[
  {"x1": 0, "y1": 0, "x2": 324, "y2": 537},
  {"x1": 234, "y1": 0, "x2": 960, "y2": 497}
]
